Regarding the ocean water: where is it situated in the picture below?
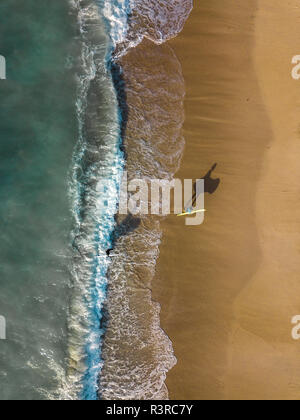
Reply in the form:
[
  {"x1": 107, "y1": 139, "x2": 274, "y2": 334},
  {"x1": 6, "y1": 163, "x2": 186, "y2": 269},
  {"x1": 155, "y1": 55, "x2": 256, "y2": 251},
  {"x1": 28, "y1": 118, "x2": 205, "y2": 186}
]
[
  {"x1": 0, "y1": 0, "x2": 192, "y2": 400},
  {"x1": 0, "y1": 0, "x2": 78, "y2": 399}
]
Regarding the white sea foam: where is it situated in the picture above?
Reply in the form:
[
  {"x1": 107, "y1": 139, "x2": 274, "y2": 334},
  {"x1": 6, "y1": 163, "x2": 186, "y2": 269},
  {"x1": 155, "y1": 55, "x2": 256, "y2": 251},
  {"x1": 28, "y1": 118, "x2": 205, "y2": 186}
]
[
  {"x1": 99, "y1": 35, "x2": 187, "y2": 401},
  {"x1": 63, "y1": 0, "x2": 124, "y2": 400},
  {"x1": 100, "y1": 0, "x2": 133, "y2": 45},
  {"x1": 64, "y1": 0, "x2": 192, "y2": 401},
  {"x1": 100, "y1": 0, "x2": 193, "y2": 56}
]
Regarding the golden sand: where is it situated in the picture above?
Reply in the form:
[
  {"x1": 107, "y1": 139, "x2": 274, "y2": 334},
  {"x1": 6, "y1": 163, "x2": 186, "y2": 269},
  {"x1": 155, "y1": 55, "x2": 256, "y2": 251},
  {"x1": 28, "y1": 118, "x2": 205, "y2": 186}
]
[{"x1": 153, "y1": 0, "x2": 300, "y2": 400}]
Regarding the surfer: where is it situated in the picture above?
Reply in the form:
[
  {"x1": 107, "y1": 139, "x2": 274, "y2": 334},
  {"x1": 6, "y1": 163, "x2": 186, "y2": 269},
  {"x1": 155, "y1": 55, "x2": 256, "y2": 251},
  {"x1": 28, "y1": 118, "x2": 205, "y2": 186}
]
[
  {"x1": 180, "y1": 163, "x2": 220, "y2": 216},
  {"x1": 192, "y1": 163, "x2": 220, "y2": 206}
]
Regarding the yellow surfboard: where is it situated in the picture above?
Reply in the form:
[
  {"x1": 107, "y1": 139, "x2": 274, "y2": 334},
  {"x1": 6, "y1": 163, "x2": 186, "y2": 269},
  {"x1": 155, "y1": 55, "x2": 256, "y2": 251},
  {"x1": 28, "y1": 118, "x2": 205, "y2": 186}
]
[{"x1": 177, "y1": 209, "x2": 206, "y2": 217}]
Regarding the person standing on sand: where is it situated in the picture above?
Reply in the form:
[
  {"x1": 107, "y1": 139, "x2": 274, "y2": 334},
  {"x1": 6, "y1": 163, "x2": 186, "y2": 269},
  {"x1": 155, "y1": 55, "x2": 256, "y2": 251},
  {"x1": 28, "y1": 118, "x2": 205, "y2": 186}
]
[{"x1": 185, "y1": 163, "x2": 220, "y2": 211}]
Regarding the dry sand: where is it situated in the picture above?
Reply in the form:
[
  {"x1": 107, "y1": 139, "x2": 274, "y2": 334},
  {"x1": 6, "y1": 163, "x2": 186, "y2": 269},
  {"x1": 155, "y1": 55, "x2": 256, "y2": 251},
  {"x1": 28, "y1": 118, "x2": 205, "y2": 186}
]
[{"x1": 153, "y1": 0, "x2": 300, "y2": 400}]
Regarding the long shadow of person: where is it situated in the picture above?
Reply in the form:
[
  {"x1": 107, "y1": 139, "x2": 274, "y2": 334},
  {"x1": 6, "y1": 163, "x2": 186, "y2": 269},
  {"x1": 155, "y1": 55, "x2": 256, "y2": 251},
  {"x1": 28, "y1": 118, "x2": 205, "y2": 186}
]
[{"x1": 192, "y1": 163, "x2": 220, "y2": 207}]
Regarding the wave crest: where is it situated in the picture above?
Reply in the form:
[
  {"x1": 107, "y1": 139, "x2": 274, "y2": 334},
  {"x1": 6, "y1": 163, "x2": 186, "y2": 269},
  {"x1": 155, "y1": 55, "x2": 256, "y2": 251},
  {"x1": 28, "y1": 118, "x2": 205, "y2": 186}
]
[{"x1": 100, "y1": 0, "x2": 193, "y2": 56}]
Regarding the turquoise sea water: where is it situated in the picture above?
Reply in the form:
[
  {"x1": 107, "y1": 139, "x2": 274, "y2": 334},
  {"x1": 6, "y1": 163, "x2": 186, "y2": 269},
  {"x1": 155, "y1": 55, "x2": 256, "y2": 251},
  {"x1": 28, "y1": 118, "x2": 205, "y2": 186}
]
[
  {"x1": 0, "y1": 0, "x2": 78, "y2": 399},
  {"x1": 0, "y1": 0, "x2": 124, "y2": 400},
  {"x1": 0, "y1": 0, "x2": 193, "y2": 400}
]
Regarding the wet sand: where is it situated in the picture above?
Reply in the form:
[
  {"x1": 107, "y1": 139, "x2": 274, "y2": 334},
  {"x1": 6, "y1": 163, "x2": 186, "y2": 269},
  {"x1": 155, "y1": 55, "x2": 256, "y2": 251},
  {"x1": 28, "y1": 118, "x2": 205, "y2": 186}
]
[{"x1": 153, "y1": 0, "x2": 300, "y2": 400}]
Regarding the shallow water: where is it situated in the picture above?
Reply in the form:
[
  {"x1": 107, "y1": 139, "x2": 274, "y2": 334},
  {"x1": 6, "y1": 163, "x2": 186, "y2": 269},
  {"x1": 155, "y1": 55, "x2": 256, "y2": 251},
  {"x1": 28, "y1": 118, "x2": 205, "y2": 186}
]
[{"x1": 99, "y1": 40, "x2": 186, "y2": 400}]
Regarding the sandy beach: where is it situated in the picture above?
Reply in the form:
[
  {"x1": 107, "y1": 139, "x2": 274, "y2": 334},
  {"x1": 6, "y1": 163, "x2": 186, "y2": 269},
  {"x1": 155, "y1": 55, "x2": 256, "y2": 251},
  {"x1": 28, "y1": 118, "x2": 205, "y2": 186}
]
[{"x1": 153, "y1": 0, "x2": 300, "y2": 400}]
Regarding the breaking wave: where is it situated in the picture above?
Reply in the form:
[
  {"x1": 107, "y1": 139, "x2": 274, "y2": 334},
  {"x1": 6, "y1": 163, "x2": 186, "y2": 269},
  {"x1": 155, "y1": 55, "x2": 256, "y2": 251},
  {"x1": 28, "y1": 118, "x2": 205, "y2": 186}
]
[{"x1": 65, "y1": 0, "x2": 192, "y2": 400}]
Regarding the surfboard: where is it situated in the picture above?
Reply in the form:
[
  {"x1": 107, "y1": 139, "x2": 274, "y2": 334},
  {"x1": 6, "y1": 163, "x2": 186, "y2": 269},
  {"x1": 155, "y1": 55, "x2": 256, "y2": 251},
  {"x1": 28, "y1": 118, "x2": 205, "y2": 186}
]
[{"x1": 177, "y1": 209, "x2": 206, "y2": 217}]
